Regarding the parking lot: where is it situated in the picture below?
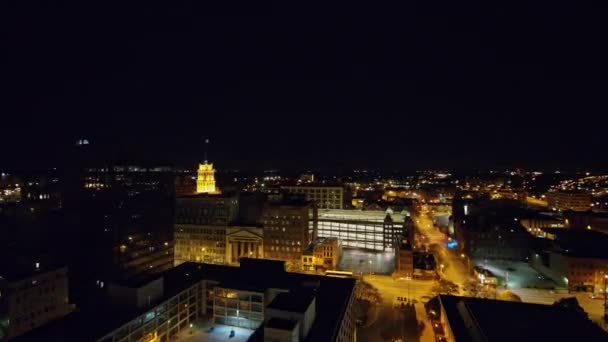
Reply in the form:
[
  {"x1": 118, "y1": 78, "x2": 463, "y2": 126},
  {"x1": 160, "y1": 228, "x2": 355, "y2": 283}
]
[
  {"x1": 477, "y1": 260, "x2": 557, "y2": 289},
  {"x1": 338, "y1": 248, "x2": 395, "y2": 275}
]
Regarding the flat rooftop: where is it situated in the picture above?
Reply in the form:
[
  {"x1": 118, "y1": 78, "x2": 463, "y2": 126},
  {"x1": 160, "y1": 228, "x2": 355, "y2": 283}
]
[
  {"x1": 0, "y1": 254, "x2": 65, "y2": 282},
  {"x1": 267, "y1": 291, "x2": 314, "y2": 313},
  {"x1": 266, "y1": 317, "x2": 298, "y2": 331},
  {"x1": 542, "y1": 228, "x2": 608, "y2": 259},
  {"x1": 317, "y1": 209, "x2": 409, "y2": 222},
  {"x1": 18, "y1": 260, "x2": 355, "y2": 342},
  {"x1": 174, "y1": 321, "x2": 254, "y2": 342},
  {"x1": 439, "y1": 295, "x2": 608, "y2": 342}
]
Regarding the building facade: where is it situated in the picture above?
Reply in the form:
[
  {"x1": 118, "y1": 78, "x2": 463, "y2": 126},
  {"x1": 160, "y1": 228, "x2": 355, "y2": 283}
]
[
  {"x1": 262, "y1": 200, "x2": 312, "y2": 270},
  {"x1": 0, "y1": 265, "x2": 73, "y2": 340},
  {"x1": 395, "y1": 242, "x2": 414, "y2": 279},
  {"x1": 173, "y1": 194, "x2": 239, "y2": 265},
  {"x1": 86, "y1": 260, "x2": 356, "y2": 342},
  {"x1": 547, "y1": 190, "x2": 591, "y2": 212},
  {"x1": 302, "y1": 237, "x2": 342, "y2": 272},
  {"x1": 281, "y1": 185, "x2": 344, "y2": 209},
  {"x1": 226, "y1": 226, "x2": 264, "y2": 264},
  {"x1": 314, "y1": 209, "x2": 408, "y2": 251}
]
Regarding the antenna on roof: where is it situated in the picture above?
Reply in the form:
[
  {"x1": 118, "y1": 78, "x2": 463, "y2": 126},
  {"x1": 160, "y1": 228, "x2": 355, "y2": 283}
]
[{"x1": 204, "y1": 138, "x2": 210, "y2": 164}]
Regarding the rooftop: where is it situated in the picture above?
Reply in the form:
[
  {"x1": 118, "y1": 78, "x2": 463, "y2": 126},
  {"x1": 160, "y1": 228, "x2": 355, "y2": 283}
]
[
  {"x1": 0, "y1": 254, "x2": 65, "y2": 282},
  {"x1": 541, "y1": 228, "x2": 608, "y2": 259},
  {"x1": 303, "y1": 237, "x2": 339, "y2": 255},
  {"x1": 178, "y1": 192, "x2": 237, "y2": 199},
  {"x1": 18, "y1": 259, "x2": 355, "y2": 342},
  {"x1": 266, "y1": 317, "x2": 298, "y2": 331},
  {"x1": 267, "y1": 291, "x2": 315, "y2": 313},
  {"x1": 439, "y1": 295, "x2": 608, "y2": 342}
]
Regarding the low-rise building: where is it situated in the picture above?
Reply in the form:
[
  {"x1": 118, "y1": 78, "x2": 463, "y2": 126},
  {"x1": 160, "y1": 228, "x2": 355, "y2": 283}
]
[
  {"x1": 302, "y1": 237, "x2": 342, "y2": 272},
  {"x1": 430, "y1": 295, "x2": 607, "y2": 342},
  {"x1": 394, "y1": 242, "x2": 413, "y2": 279},
  {"x1": 18, "y1": 259, "x2": 357, "y2": 342},
  {"x1": 0, "y1": 263, "x2": 73, "y2": 340},
  {"x1": 531, "y1": 229, "x2": 608, "y2": 292},
  {"x1": 547, "y1": 190, "x2": 591, "y2": 212}
]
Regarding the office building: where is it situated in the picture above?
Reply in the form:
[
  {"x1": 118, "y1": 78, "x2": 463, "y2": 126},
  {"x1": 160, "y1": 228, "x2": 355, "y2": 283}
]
[
  {"x1": 176, "y1": 192, "x2": 319, "y2": 271},
  {"x1": 531, "y1": 229, "x2": 608, "y2": 292},
  {"x1": 19, "y1": 259, "x2": 357, "y2": 342},
  {"x1": 453, "y1": 199, "x2": 533, "y2": 262},
  {"x1": 114, "y1": 232, "x2": 175, "y2": 277},
  {"x1": 262, "y1": 197, "x2": 313, "y2": 271},
  {"x1": 281, "y1": 185, "x2": 343, "y2": 209},
  {"x1": 547, "y1": 190, "x2": 591, "y2": 212},
  {"x1": 394, "y1": 239, "x2": 413, "y2": 279},
  {"x1": 0, "y1": 263, "x2": 73, "y2": 340},
  {"x1": 174, "y1": 193, "x2": 239, "y2": 265},
  {"x1": 430, "y1": 295, "x2": 607, "y2": 342},
  {"x1": 314, "y1": 209, "x2": 409, "y2": 251},
  {"x1": 519, "y1": 211, "x2": 565, "y2": 237},
  {"x1": 302, "y1": 237, "x2": 342, "y2": 272}
]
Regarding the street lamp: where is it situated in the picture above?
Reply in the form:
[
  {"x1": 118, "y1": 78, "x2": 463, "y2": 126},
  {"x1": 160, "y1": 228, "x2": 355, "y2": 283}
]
[
  {"x1": 604, "y1": 274, "x2": 608, "y2": 322},
  {"x1": 440, "y1": 264, "x2": 445, "y2": 274}
]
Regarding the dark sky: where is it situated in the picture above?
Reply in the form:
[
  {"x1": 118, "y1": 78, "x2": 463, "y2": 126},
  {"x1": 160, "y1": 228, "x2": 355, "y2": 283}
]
[{"x1": 2, "y1": 1, "x2": 607, "y2": 171}]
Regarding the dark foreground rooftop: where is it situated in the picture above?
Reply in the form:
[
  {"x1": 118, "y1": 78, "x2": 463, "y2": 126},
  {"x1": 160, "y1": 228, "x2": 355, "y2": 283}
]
[
  {"x1": 17, "y1": 259, "x2": 355, "y2": 342},
  {"x1": 439, "y1": 295, "x2": 608, "y2": 342},
  {"x1": 267, "y1": 291, "x2": 315, "y2": 313}
]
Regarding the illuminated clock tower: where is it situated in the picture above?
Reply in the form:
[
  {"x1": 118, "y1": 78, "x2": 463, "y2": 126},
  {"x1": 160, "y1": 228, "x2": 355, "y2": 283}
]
[{"x1": 196, "y1": 138, "x2": 219, "y2": 194}]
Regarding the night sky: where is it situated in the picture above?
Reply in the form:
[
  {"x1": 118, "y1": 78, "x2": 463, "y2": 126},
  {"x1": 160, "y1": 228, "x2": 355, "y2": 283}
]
[{"x1": 2, "y1": 1, "x2": 607, "y2": 171}]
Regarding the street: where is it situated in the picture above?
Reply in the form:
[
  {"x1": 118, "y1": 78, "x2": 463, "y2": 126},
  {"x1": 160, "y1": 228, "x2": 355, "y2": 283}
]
[
  {"x1": 413, "y1": 209, "x2": 608, "y2": 329},
  {"x1": 414, "y1": 211, "x2": 472, "y2": 288}
]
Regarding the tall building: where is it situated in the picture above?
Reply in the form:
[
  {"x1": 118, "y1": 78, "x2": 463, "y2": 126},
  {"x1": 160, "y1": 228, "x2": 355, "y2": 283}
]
[
  {"x1": 281, "y1": 185, "x2": 344, "y2": 209},
  {"x1": 173, "y1": 193, "x2": 239, "y2": 265},
  {"x1": 262, "y1": 196, "x2": 314, "y2": 270},
  {"x1": 453, "y1": 199, "x2": 533, "y2": 262},
  {"x1": 394, "y1": 218, "x2": 414, "y2": 279},
  {"x1": 0, "y1": 263, "x2": 73, "y2": 340},
  {"x1": 196, "y1": 163, "x2": 218, "y2": 194},
  {"x1": 195, "y1": 138, "x2": 219, "y2": 194}
]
